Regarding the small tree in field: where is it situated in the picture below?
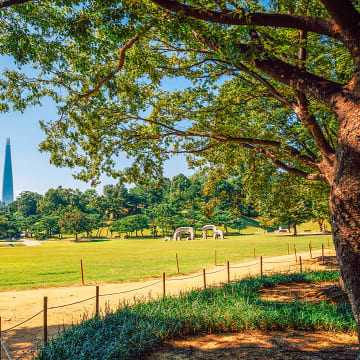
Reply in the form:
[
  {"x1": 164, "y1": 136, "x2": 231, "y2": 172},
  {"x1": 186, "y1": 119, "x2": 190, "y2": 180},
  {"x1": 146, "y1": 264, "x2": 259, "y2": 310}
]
[
  {"x1": 39, "y1": 216, "x2": 60, "y2": 238},
  {"x1": 59, "y1": 210, "x2": 91, "y2": 241}
]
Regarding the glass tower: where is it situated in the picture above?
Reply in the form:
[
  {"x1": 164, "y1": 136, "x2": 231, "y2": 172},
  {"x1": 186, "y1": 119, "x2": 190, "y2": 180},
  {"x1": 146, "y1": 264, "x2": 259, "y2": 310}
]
[{"x1": 2, "y1": 138, "x2": 14, "y2": 206}]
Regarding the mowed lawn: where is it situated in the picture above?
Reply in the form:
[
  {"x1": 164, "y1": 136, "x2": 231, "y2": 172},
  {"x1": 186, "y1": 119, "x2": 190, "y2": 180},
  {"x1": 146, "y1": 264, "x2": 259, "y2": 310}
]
[{"x1": 0, "y1": 233, "x2": 332, "y2": 291}]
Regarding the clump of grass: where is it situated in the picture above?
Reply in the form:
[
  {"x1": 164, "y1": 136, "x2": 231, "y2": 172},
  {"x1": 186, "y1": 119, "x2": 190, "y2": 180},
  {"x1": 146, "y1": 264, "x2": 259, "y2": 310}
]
[{"x1": 37, "y1": 271, "x2": 353, "y2": 360}]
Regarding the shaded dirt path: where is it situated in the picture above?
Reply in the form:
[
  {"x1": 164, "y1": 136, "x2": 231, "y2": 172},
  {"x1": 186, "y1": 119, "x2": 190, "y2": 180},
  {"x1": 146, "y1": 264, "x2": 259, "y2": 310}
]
[
  {"x1": 145, "y1": 331, "x2": 358, "y2": 360},
  {"x1": 0, "y1": 248, "x2": 337, "y2": 359}
]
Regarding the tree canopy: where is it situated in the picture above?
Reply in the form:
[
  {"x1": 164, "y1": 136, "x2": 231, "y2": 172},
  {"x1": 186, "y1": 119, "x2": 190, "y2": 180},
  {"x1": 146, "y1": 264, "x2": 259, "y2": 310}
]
[
  {"x1": 0, "y1": 0, "x2": 354, "y2": 186},
  {"x1": 2, "y1": 0, "x2": 360, "y2": 349}
]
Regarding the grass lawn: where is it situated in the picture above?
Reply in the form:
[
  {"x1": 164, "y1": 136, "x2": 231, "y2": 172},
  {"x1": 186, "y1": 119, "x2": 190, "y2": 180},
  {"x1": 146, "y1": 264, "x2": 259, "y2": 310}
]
[{"x1": 0, "y1": 232, "x2": 333, "y2": 291}]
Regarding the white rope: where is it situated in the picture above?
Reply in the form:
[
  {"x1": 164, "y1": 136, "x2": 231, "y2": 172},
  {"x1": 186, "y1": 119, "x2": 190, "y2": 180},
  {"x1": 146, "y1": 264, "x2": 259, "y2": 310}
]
[{"x1": 0, "y1": 337, "x2": 12, "y2": 360}]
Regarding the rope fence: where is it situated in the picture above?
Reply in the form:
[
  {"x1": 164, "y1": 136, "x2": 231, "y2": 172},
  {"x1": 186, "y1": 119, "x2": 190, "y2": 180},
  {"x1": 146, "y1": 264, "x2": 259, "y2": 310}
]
[
  {"x1": 0, "y1": 244, "x2": 336, "y2": 360},
  {"x1": 0, "y1": 337, "x2": 11, "y2": 360}
]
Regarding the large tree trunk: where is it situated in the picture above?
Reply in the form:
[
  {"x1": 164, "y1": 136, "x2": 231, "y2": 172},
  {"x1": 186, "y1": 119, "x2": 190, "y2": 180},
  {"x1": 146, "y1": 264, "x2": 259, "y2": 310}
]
[{"x1": 331, "y1": 101, "x2": 360, "y2": 353}]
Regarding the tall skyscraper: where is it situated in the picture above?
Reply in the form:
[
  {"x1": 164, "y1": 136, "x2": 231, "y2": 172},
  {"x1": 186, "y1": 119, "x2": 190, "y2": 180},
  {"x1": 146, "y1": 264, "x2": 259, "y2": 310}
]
[{"x1": 2, "y1": 138, "x2": 14, "y2": 206}]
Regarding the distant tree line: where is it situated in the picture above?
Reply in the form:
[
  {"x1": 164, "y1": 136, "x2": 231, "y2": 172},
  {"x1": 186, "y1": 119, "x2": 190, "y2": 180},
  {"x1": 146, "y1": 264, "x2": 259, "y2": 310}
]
[
  {"x1": 0, "y1": 171, "x2": 330, "y2": 240},
  {"x1": 0, "y1": 173, "x2": 251, "y2": 239}
]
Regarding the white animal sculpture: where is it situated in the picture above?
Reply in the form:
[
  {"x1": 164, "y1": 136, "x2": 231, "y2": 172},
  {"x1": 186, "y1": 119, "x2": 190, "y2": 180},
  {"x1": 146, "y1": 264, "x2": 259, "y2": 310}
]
[
  {"x1": 202, "y1": 225, "x2": 218, "y2": 239},
  {"x1": 173, "y1": 227, "x2": 195, "y2": 241},
  {"x1": 213, "y1": 229, "x2": 224, "y2": 240}
]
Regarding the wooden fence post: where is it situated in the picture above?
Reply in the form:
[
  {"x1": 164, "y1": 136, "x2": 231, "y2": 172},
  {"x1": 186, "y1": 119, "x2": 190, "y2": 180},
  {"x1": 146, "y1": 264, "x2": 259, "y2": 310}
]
[
  {"x1": 80, "y1": 259, "x2": 84, "y2": 286},
  {"x1": 287, "y1": 243, "x2": 289, "y2": 255},
  {"x1": 203, "y1": 269, "x2": 206, "y2": 290},
  {"x1": 322, "y1": 244, "x2": 325, "y2": 265},
  {"x1": 294, "y1": 245, "x2": 297, "y2": 262},
  {"x1": 300, "y1": 256, "x2": 302, "y2": 273},
  {"x1": 176, "y1": 253, "x2": 180, "y2": 274},
  {"x1": 254, "y1": 248, "x2": 256, "y2": 258},
  {"x1": 162, "y1": 272, "x2": 166, "y2": 297},
  {"x1": 227, "y1": 261, "x2": 230, "y2": 284},
  {"x1": 309, "y1": 243, "x2": 312, "y2": 258},
  {"x1": 43, "y1": 296, "x2": 48, "y2": 345},
  {"x1": 215, "y1": 250, "x2": 217, "y2": 266},
  {"x1": 96, "y1": 286, "x2": 99, "y2": 316},
  {"x1": 328, "y1": 238, "x2": 330, "y2": 248},
  {"x1": 260, "y1": 256, "x2": 263, "y2": 278}
]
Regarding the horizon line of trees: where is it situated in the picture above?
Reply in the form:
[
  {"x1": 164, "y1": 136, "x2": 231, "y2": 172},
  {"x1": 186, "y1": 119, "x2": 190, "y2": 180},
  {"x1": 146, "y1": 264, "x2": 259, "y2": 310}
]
[{"x1": 0, "y1": 172, "x2": 330, "y2": 240}]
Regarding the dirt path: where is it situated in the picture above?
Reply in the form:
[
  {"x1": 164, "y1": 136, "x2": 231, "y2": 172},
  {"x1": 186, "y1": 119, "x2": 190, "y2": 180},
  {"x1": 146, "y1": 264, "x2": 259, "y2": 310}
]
[
  {"x1": 145, "y1": 331, "x2": 358, "y2": 360},
  {"x1": 0, "y1": 248, "x2": 336, "y2": 359}
]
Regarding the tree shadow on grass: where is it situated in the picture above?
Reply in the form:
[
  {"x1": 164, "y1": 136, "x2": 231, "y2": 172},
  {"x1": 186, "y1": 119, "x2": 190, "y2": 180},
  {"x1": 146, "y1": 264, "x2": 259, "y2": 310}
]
[
  {"x1": 2, "y1": 324, "x2": 69, "y2": 360},
  {"x1": 146, "y1": 331, "x2": 358, "y2": 360},
  {"x1": 76, "y1": 238, "x2": 111, "y2": 243}
]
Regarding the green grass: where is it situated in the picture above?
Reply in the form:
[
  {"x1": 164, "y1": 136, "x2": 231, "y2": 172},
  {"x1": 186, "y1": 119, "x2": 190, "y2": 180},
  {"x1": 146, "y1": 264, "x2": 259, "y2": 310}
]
[
  {"x1": 36, "y1": 271, "x2": 353, "y2": 360},
  {"x1": 0, "y1": 232, "x2": 333, "y2": 291}
]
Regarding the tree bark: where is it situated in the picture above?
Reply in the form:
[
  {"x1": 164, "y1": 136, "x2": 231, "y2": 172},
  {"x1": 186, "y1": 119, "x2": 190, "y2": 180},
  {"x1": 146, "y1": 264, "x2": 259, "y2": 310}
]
[
  {"x1": 293, "y1": 224, "x2": 297, "y2": 236},
  {"x1": 330, "y1": 101, "x2": 360, "y2": 351},
  {"x1": 318, "y1": 219, "x2": 324, "y2": 232}
]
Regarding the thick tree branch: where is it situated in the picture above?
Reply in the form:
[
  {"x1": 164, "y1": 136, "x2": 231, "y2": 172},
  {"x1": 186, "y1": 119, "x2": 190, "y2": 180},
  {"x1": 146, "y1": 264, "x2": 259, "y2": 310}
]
[
  {"x1": 233, "y1": 62, "x2": 295, "y2": 109},
  {"x1": 191, "y1": 30, "x2": 342, "y2": 108},
  {"x1": 150, "y1": 0, "x2": 341, "y2": 40},
  {"x1": 241, "y1": 143, "x2": 326, "y2": 181},
  {"x1": 168, "y1": 140, "x2": 225, "y2": 154},
  {"x1": 191, "y1": 30, "x2": 295, "y2": 109},
  {"x1": 293, "y1": 30, "x2": 335, "y2": 163},
  {"x1": 251, "y1": 54, "x2": 343, "y2": 108},
  {"x1": 0, "y1": 0, "x2": 31, "y2": 8},
  {"x1": 320, "y1": 0, "x2": 360, "y2": 34},
  {"x1": 294, "y1": 92, "x2": 335, "y2": 159},
  {"x1": 130, "y1": 115, "x2": 318, "y2": 169},
  {"x1": 320, "y1": 0, "x2": 360, "y2": 60}
]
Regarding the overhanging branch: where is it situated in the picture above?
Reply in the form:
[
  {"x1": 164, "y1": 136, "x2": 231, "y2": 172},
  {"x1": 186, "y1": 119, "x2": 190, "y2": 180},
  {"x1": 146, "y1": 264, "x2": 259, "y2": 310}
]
[
  {"x1": 150, "y1": 0, "x2": 341, "y2": 40},
  {"x1": 0, "y1": 0, "x2": 32, "y2": 8}
]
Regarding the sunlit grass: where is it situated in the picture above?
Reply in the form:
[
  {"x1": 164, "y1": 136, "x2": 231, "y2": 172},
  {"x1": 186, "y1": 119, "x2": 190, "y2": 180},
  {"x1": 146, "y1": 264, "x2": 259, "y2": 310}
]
[{"x1": 0, "y1": 230, "x2": 333, "y2": 290}]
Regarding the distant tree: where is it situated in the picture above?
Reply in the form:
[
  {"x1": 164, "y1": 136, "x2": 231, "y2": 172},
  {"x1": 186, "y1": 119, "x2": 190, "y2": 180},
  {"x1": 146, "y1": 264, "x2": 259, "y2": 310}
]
[
  {"x1": 132, "y1": 214, "x2": 149, "y2": 237},
  {"x1": 0, "y1": 216, "x2": 9, "y2": 238},
  {"x1": 87, "y1": 214, "x2": 101, "y2": 237},
  {"x1": 59, "y1": 210, "x2": 92, "y2": 241},
  {"x1": 111, "y1": 217, "x2": 135, "y2": 237},
  {"x1": 30, "y1": 222, "x2": 47, "y2": 240},
  {"x1": 97, "y1": 184, "x2": 130, "y2": 220},
  {"x1": 39, "y1": 216, "x2": 60, "y2": 238},
  {"x1": 247, "y1": 171, "x2": 313, "y2": 235},
  {"x1": 183, "y1": 175, "x2": 205, "y2": 210},
  {"x1": 203, "y1": 178, "x2": 246, "y2": 217},
  {"x1": 208, "y1": 209, "x2": 236, "y2": 235},
  {"x1": 83, "y1": 189, "x2": 101, "y2": 215},
  {"x1": 142, "y1": 208, "x2": 159, "y2": 237},
  {"x1": 153, "y1": 203, "x2": 180, "y2": 236},
  {"x1": 8, "y1": 191, "x2": 42, "y2": 217},
  {"x1": 11, "y1": 213, "x2": 40, "y2": 236},
  {"x1": 128, "y1": 182, "x2": 165, "y2": 210},
  {"x1": 38, "y1": 187, "x2": 87, "y2": 216},
  {"x1": 276, "y1": 199, "x2": 313, "y2": 236},
  {"x1": 168, "y1": 174, "x2": 191, "y2": 209},
  {"x1": 307, "y1": 184, "x2": 331, "y2": 232}
]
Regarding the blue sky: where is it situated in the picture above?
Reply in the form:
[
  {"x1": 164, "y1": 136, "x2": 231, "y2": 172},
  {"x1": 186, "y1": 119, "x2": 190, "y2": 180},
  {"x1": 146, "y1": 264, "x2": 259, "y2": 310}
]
[{"x1": 0, "y1": 58, "x2": 193, "y2": 198}]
